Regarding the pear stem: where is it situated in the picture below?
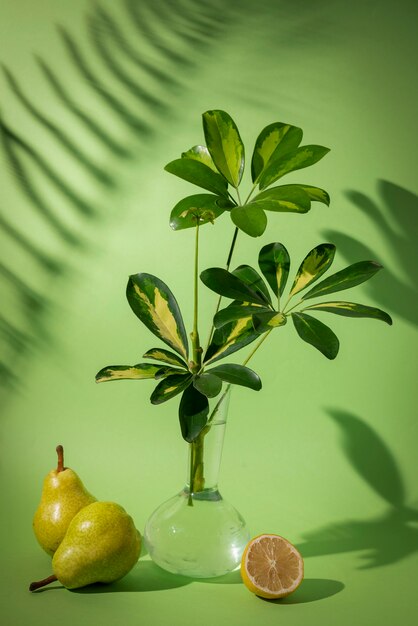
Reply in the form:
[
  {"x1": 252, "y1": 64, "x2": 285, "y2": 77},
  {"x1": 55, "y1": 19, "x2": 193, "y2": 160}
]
[
  {"x1": 29, "y1": 574, "x2": 58, "y2": 592},
  {"x1": 56, "y1": 445, "x2": 64, "y2": 472}
]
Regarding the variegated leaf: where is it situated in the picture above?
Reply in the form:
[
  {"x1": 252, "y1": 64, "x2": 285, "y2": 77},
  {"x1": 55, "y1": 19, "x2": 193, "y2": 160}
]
[
  {"x1": 259, "y1": 145, "x2": 330, "y2": 190},
  {"x1": 258, "y1": 242, "x2": 290, "y2": 298},
  {"x1": 252, "y1": 311, "x2": 287, "y2": 333},
  {"x1": 179, "y1": 384, "x2": 209, "y2": 442},
  {"x1": 302, "y1": 260, "x2": 383, "y2": 300},
  {"x1": 127, "y1": 273, "x2": 189, "y2": 359},
  {"x1": 251, "y1": 122, "x2": 303, "y2": 183},
  {"x1": 181, "y1": 145, "x2": 218, "y2": 172},
  {"x1": 95, "y1": 363, "x2": 161, "y2": 383},
  {"x1": 302, "y1": 301, "x2": 393, "y2": 325},
  {"x1": 165, "y1": 158, "x2": 228, "y2": 197},
  {"x1": 202, "y1": 110, "x2": 245, "y2": 187},
  {"x1": 250, "y1": 185, "x2": 311, "y2": 213},
  {"x1": 214, "y1": 303, "x2": 268, "y2": 328},
  {"x1": 154, "y1": 366, "x2": 186, "y2": 380},
  {"x1": 170, "y1": 193, "x2": 233, "y2": 231},
  {"x1": 298, "y1": 184, "x2": 330, "y2": 206},
  {"x1": 232, "y1": 265, "x2": 272, "y2": 305},
  {"x1": 292, "y1": 311, "x2": 339, "y2": 359},
  {"x1": 204, "y1": 316, "x2": 259, "y2": 364},
  {"x1": 143, "y1": 348, "x2": 188, "y2": 369},
  {"x1": 289, "y1": 244, "x2": 336, "y2": 298},
  {"x1": 150, "y1": 373, "x2": 192, "y2": 405}
]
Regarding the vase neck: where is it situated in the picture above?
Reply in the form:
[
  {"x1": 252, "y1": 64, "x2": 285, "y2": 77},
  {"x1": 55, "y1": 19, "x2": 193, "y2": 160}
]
[{"x1": 186, "y1": 386, "x2": 231, "y2": 496}]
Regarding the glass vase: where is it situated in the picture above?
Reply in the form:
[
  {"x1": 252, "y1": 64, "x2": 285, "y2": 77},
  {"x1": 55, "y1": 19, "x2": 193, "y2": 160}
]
[{"x1": 144, "y1": 386, "x2": 250, "y2": 578}]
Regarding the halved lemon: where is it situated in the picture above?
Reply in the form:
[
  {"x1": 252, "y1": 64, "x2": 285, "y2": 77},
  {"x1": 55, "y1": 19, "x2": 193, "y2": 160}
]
[{"x1": 240, "y1": 533, "x2": 304, "y2": 599}]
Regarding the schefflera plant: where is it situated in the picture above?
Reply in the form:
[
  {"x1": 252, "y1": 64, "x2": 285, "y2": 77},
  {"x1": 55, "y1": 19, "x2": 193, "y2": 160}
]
[
  {"x1": 96, "y1": 111, "x2": 331, "y2": 439},
  {"x1": 95, "y1": 109, "x2": 391, "y2": 497}
]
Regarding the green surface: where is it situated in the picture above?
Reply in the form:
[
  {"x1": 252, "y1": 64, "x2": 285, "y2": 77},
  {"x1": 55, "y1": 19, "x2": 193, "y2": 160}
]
[{"x1": 0, "y1": 1, "x2": 417, "y2": 625}]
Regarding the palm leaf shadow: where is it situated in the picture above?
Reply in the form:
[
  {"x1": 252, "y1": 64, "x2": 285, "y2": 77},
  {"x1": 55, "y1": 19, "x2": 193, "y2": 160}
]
[
  {"x1": 322, "y1": 180, "x2": 418, "y2": 327},
  {"x1": 35, "y1": 55, "x2": 133, "y2": 158},
  {"x1": 298, "y1": 409, "x2": 418, "y2": 568},
  {"x1": 0, "y1": 0, "x2": 236, "y2": 395},
  {"x1": 2, "y1": 65, "x2": 115, "y2": 188}
]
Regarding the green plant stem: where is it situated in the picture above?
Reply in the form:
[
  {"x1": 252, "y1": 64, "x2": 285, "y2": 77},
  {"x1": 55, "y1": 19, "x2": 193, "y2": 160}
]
[
  {"x1": 203, "y1": 226, "x2": 240, "y2": 355},
  {"x1": 190, "y1": 221, "x2": 202, "y2": 371},
  {"x1": 226, "y1": 226, "x2": 239, "y2": 268},
  {"x1": 243, "y1": 181, "x2": 258, "y2": 205},
  {"x1": 242, "y1": 329, "x2": 273, "y2": 366},
  {"x1": 283, "y1": 298, "x2": 304, "y2": 315}
]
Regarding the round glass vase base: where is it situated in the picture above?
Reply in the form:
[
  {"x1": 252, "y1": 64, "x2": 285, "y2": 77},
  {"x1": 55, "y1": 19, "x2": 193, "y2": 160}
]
[{"x1": 144, "y1": 487, "x2": 250, "y2": 579}]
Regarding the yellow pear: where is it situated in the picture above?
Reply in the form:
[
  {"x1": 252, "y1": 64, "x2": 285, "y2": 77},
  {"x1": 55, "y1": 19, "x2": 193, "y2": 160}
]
[
  {"x1": 33, "y1": 445, "x2": 96, "y2": 555},
  {"x1": 30, "y1": 502, "x2": 141, "y2": 591}
]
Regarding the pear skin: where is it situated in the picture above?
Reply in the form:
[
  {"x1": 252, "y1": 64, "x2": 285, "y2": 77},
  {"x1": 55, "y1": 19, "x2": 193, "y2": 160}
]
[
  {"x1": 33, "y1": 445, "x2": 96, "y2": 555},
  {"x1": 30, "y1": 502, "x2": 141, "y2": 591}
]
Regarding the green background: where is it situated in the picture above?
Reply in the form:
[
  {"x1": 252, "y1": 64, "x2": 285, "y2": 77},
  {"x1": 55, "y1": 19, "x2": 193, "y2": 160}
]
[{"x1": 0, "y1": 0, "x2": 417, "y2": 624}]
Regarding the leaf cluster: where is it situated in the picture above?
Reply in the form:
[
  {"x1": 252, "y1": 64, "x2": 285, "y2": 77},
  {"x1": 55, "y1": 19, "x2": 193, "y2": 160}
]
[
  {"x1": 167, "y1": 110, "x2": 330, "y2": 237},
  {"x1": 96, "y1": 273, "x2": 261, "y2": 442},
  {"x1": 202, "y1": 242, "x2": 392, "y2": 360}
]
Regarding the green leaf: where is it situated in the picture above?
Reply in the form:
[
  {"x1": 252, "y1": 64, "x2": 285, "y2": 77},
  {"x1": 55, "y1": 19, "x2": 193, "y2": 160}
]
[
  {"x1": 230, "y1": 205, "x2": 267, "y2": 237},
  {"x1": 204, "y1": 317, "x2": 259, "y2": 364},
  {"x1": 142, "y1": 348, "x2": 188, "y2": 369},
  {"x1": 193, "y1": 373, "x2": 223, "y2": 398},
  {"x1": 258, "y1": 242, "x2": 290, "y2": 298},
  {"x1": 232, "y1": 265, "x2": 272, "y2": 305},
  {"x1": 127, "y1": 273, "x2": 189, "y2": 359},
  {"x1": 181, "y1": 145, "x2": 218, "y2": 172},
  {"x1": 251, "y1": 122, "x2": 303, "y2": 183},
  {"x1": 289, "y1": 244, "x2": 336, "y2": 298},
  {"x1": 150, "y1": 373, "x2": 192, "y2": 405},
  {"x1": 252, "y1": 311, "x2": 287, "y2": 333},
  {"x1": 299, "y1": 184, "x2": 330, "y2": 206},
  {"x1": 170, "y1": 194, "x2": 233, "y2": 231},
  {"x1": 95, "y1": 363, "x2": 162, "y2": 383},
  {"x1": 250, "y1": 185, "x2": 311, "y2": 213},
  {"x1": 208, "y1": 364, "x2": 262, "y2": 390},
  {"x1": 302, "y1": 261, "x2": 383, "y2": 300},
  {"x1": 154, "y1": 366, "x2": 186, "y2": 380},
  {"x1": 302, "y1": 301, "x2": 393, "y2": 325},
  {"x1": 200, "y1": 268, "x2": 269, "y2": 305},
  {"x1": 214, "y1": 303, "x2": 269, "y2": 328},
  {"x1": 202, "y1": 110, "x2": 245, "y2": 187},
  {"x1": 259, "y1": 145, "x2": 330, "y2": 190},
  {"x1": 292, "y1": 312, "x2": 339, "y2": 359},
  {"x1": 165, "y1": 158, "x2": 228, "y2": 197},
  {"x1": 179, "y1": 384, "x2": 209, "y2": 442}
]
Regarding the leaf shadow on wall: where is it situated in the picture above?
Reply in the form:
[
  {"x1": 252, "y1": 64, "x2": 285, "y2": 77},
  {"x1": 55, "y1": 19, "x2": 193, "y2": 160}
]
[
  {"x1": 0, "y1": 0, "x2": 234, "y2": 396},
  {"x1": 322, "y1": 180, "x2": 418, "y2": 327},
  {"x1": 297, "y1": 409, "x2": 418, "y2": 568}
]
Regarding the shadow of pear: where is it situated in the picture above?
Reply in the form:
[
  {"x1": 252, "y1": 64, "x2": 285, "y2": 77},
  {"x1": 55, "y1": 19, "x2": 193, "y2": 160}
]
[
  {"x1": 297, "y1": 410, "x2": 418, "y2": 568},
  {"x1": 72, "y1": 560, "x2": 191, "y2": 593}
]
